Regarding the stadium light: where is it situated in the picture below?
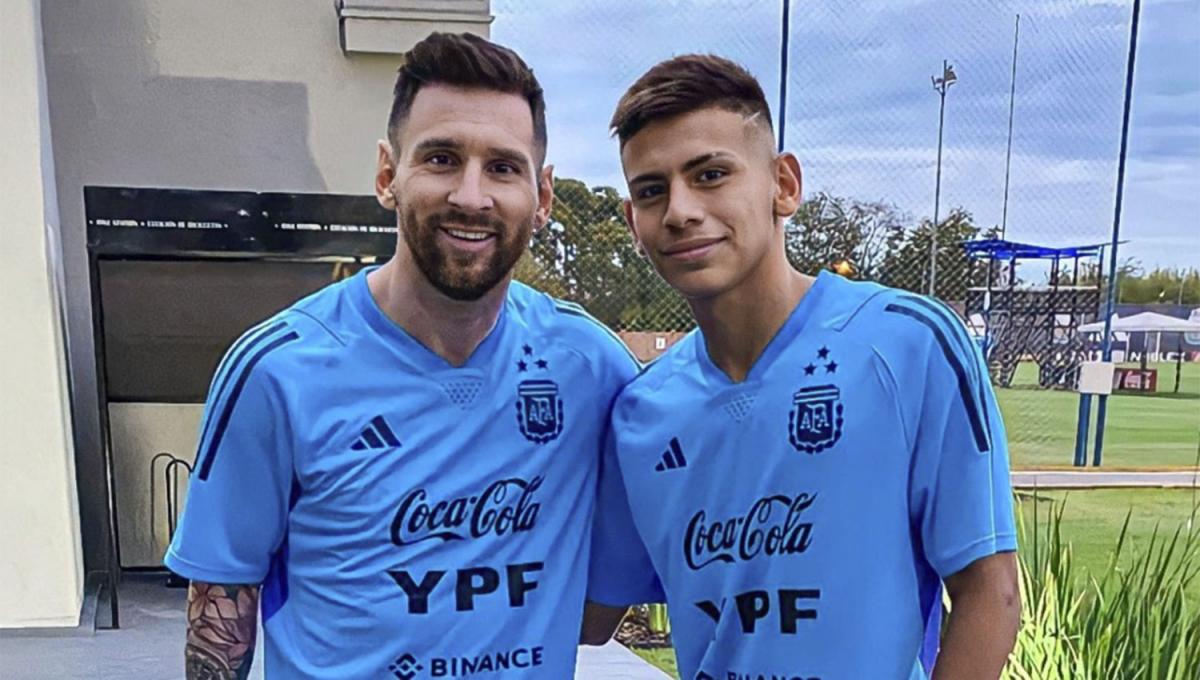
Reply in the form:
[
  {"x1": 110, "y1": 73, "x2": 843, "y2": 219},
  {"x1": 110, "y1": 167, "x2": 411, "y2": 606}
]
[{"x1": 928, "y1": 59, "x2": 957, "y2": 296}]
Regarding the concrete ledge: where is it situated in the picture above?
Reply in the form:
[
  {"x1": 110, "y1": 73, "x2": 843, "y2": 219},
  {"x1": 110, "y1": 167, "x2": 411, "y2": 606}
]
[
  {"x1": 1013, "y1": 470, "x2": 1200, "y2": 488},
  {"x1": 0, "y1": 571, "x2": 103, "y2": 638},
  {"x1": 575, "y1": 641, "x2": 673, "y2": 679},
  {"x1": 335, "y1": 0, "x2": 493, "y2": 55}
]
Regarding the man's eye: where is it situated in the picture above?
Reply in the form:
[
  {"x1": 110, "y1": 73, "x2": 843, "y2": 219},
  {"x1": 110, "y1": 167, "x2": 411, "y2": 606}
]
[
  {"x1": 427, "y1": 154, "x2": 454, "y2": 166},
  {"x1": 698, "y1": 168, "x2": 727, "y2": 182},
  {"x1": 635, "y1": 185, "x2": 665, "y2": 200},
  {"x1": 491, "y1": 162, "x2": 519, "y2": 175}
]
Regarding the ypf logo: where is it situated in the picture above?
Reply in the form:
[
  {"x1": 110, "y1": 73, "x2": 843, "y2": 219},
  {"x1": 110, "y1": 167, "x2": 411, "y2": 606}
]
[{"x1": 389, "y1": 653, "x2": 423, "y2": 680}]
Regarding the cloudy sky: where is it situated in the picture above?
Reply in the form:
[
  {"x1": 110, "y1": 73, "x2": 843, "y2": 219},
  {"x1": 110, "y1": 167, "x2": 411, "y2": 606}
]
[{"x1": 493, "y1": 0, "x2": 1198, "y2": 271}]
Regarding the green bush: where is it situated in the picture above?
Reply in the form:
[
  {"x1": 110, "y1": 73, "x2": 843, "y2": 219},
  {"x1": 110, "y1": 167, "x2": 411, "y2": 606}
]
[{"x1": 1004, "y1": 495, "x2": 1200, "y2": 679}]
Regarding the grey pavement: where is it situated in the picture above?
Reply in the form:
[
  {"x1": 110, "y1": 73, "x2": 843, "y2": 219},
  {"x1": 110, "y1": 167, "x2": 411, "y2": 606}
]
[
  {"x1": 1012, "y1": 470, "x2": 1200, "y2": 488},
  {"x1": 576, "y1": 644, "x2": 671, "y2": 680},
  {"x1": 0, "y1": 573, "x2": 669, "y2": 679}
]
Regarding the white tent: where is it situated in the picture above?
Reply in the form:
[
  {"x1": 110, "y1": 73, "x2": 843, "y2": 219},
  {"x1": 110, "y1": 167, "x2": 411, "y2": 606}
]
[
  {"x1": 1078, "y1": 311, "x2": 1200, "y2": 392},
  {"x1": 1078, "y1": 311, "x2": 1200, "y2": 334}
]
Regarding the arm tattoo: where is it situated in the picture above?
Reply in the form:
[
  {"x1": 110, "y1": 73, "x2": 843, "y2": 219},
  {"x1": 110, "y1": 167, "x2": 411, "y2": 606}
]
[{"x1": 185, "y1": 582, "x2": 259, "y2": 680}]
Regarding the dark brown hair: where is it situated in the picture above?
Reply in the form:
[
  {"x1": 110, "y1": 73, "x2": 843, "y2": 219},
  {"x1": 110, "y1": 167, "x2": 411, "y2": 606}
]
[
  {"x1": 387, "y1": 32, "x2": 547, "y2": 163},
  {"x1": 610, "y1": 54, "x2": 772, "y2": 147}
]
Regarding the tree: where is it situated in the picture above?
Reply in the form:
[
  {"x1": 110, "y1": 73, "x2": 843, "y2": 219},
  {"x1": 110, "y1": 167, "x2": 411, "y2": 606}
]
[
  {"x1": 516, "y1": 178, "x2": 692, "y2": 332},
  {"x1": 878, "y1": 208, "x2": 994, "y2": 301},
  {"x1": 1114, "y1": 264, "x2": 1200, "y2": 305},
  {"x1": 785, "y1": 192, "x2": 906, "y2": 279},
  {"x1": 516, "y1": 179, "x2": 1044, "y2": 329}
]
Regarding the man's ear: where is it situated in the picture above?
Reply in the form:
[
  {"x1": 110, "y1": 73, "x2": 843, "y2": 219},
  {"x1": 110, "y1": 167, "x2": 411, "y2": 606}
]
[
  {"x1": 623, "y1": 199, "x2": 647, "y2": 258},
  {"x1": 534, "y1": 164, "x2": 555, "y2": 232},
  {"x1": 773, "y1": 152, "x2": 802, "y2": 219},
  {"x1": 376, "y1": 140, "x2": 397, "y2": 211}
]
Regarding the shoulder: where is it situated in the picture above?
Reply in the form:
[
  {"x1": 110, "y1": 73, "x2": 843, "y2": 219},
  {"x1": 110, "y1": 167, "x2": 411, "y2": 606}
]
[
  {"x1": 214, "y1": 278, "x2": 357, "y2": 395},
  {"x1": 827, "y1": 281, "x2": 986, "y2": 416},
  {"x1": 821, "y1": 276, "x2": 977, "y2": 369},
  {"x1": 507, "y1": 282, "x2": 640, "y2": 380},
  {"x1": 612, "y1": 330, "x2": 700, "y2": 422}
]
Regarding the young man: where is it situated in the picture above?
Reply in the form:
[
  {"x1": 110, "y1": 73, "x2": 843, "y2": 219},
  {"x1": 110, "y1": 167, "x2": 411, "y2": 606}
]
[
  {"x1": 167, "y1": 33, "x2": 637, "y2": 679},
  {"x1": 589, "y1": 55, "x2": 1020, "y2": 679}
]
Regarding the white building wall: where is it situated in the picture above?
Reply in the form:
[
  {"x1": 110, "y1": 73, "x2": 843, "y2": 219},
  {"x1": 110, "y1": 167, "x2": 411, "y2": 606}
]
[{"x1": 0, "y1": 0, "x2": 86, "y2": 629}]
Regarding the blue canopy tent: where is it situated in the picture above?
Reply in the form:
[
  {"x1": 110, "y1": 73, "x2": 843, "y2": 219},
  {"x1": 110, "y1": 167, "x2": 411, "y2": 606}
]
[{"x1": 962, "y1": 238, "x2": 1111, "y2": 261}]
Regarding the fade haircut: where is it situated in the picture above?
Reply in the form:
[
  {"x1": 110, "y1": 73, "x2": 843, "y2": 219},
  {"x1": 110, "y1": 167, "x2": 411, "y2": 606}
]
[
  {"x1": 610, "y1": 54, "x2": 773, "y2": 148},
  {"x1": 387, "y1": 32, "x2": 547, "y2": 165}
]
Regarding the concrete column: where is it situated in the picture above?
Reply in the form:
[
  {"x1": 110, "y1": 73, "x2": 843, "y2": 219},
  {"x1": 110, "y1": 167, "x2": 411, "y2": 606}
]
[{"x1": 0, "y1": 0, "x2": 86, "y2": 628}]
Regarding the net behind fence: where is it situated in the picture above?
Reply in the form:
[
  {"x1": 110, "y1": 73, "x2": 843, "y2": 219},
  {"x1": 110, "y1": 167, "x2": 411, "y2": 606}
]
[{"x1": 494, "y1": 1, "x2": 1196, "y2": 469}]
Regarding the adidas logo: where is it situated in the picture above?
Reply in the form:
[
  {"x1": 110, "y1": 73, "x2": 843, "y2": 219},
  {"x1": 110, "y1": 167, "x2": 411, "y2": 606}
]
[
  {"x1": 351, "y1": 415, "x2": 401, "y2": 451},
  {"x1": 654, "y1": 437, "x2": 687, "y2": 472}
]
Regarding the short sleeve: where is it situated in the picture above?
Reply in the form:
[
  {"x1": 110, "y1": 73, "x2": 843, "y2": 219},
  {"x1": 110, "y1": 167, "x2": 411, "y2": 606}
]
[
  {"x1": 165, "y1": 325, "x2": 297, "y2": 584},
  {"x1": 909, "y1": 325, "x2": 1017, "y2": 578},
  {"x1": 587, "y1": 423, "x2": 666, "y2": 606}
]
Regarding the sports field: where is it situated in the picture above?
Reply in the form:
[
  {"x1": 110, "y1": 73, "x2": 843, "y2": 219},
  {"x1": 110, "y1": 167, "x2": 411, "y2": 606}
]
[
  {"x1": 1016, "y1": 487, "x2": 1200, "y2": 599},
  {"x1": 999, "y1": 361, "x2": 1200, "y2": 469}
]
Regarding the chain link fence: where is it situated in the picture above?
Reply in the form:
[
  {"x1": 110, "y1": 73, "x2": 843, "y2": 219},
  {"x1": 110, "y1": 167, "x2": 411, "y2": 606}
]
[{"x1": 496, "y1": 1, "x2": 1196, "y2": 469}]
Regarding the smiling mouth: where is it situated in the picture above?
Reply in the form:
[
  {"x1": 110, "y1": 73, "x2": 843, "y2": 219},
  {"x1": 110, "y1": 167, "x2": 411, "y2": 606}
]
[
  {"x1": 662, "y1": 237, "x2": 725, "y2": 260},
  {"x1": 442, "y1": 228, "x2": 495, "y2": 242}
]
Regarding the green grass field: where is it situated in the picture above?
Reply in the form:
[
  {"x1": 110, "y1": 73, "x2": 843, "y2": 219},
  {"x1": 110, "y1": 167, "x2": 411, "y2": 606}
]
[
  {"x1": 628, "y1": 487, "x2": 1200, "y2": 678},
  {"x1": 629, "y1": 648, "x2": 678, "y2": 677},
  {"x1": 999, "y1": 361, "x2": 1200, "y2": 469},
  {"x1": 1017, "y1": 487, "x2": 1200, "y2": 600}
]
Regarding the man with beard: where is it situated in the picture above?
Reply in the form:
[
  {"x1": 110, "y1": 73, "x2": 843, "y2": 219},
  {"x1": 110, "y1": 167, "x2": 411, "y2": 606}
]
[{"x1": 167, "y1": 33, "x2": 640, "y2": 679}]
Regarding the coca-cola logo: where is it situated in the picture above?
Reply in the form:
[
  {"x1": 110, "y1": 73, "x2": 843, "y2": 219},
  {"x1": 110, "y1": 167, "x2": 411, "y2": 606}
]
[
  {"x1": 390, "y1": 476, "x2": 543, "y2": 547},
  {"x1": 683, "y1": 493, "x2": 817, "y2": 571}
]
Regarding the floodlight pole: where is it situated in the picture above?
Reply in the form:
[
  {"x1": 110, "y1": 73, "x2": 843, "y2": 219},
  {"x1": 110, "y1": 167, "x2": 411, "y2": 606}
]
[
  {"x1": 1001, "y1": 14, "x2": 1020, "y2": 240},
  {"x1": 929, "y1": 60, "x2": 956, "y2": 296}
]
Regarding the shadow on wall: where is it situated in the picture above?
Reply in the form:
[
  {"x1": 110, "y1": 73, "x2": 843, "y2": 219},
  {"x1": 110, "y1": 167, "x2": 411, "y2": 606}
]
[{"x1": 41, "y1": 2, "x2": 329, "y2": 192}]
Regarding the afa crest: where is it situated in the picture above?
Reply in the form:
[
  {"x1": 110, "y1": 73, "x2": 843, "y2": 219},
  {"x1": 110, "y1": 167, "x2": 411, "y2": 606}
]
[
  {"x1": 517, "y1": 379, "x2": 563, "y2": 443},
  {"x1": 789, "y1": 385, "x2": 843, "y2": 454}
]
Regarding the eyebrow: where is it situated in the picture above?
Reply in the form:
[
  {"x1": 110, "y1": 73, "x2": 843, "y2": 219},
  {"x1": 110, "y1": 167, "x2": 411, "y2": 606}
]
[
  {"x1": 410, "y1": 138, "x2": 532, "y2": 173},
  {"x1": 411, "y1": 137, "x2": 462, "y2": 155},
  {"x1": 487, "y1": 146, "x2": 533, "y2": 173},
  {"x1": 628, "y1": 151, "x2": 734, "y2": 186}
]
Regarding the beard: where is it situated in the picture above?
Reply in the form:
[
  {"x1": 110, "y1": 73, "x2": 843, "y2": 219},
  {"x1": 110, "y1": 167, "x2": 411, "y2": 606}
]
[{"x1": 400, "y1": 205, "x2": 535, "y2": 302}]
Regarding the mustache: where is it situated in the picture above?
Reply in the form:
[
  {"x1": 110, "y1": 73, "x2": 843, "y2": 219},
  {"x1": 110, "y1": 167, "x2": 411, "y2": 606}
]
[{"x1": 425, "y1": 209, "x2": 506, "y2": 231}]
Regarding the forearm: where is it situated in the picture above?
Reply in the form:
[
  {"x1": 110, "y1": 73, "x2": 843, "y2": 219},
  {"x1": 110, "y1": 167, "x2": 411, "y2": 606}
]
[
  {"x1": 185, "y1": 582, "x2": 260, "y2": 680},
  {"x1": 933, "y1": 558, "x2": 1020, "y2": 680}
]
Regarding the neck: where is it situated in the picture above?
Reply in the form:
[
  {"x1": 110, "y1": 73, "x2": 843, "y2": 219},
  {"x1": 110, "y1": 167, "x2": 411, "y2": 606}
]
[
  {"x1": 690, "y1": 248, "x2": 814, "y2": 383},
  {"x1": 367, "y1": 247, "x2": 509, "y2": 367}
]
